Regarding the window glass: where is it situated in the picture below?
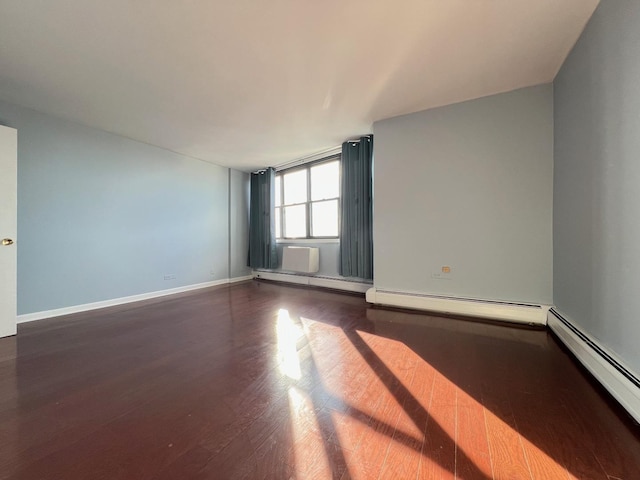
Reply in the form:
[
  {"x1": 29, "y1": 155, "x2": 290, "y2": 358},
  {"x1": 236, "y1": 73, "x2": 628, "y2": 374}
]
[
  {"x1": 283, "y1": 169, "x2": 307, "y2": 205},
  {"x1": 311, "y1": 199, "x2": 339, "y2": 237},
  {"x1": 275, "y1": 207, "x2": 281, "y2": 239},
  {"x1": 275, "y1": 156, "x2": 340, "y2": 239},
  {"x1": 284, "y1": 204, "x2": 306, "y2": 238},
  {"x1": 311, "y1": 161, "x2": 339, "y2": 201},
  {"x1": 275, "y1": 176, "x2": 281, "y2": 207}
]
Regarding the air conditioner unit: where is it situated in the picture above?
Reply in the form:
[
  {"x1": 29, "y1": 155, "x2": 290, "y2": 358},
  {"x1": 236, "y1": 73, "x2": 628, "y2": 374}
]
[{"x1": 281, "y1": 246, "x2": 319, "y2": 273}]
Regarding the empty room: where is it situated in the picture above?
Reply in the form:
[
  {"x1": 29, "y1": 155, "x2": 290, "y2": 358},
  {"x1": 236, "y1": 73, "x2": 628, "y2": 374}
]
[{"x1": 1, "y1": 1, "x2": 639, "y2": 479}]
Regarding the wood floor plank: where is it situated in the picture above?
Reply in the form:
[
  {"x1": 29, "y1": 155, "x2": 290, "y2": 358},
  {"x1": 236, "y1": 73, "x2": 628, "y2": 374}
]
[
  {"x1": 418, "y1": 372, "x2": 456, "y2": 480},
  {"x1": 0, "y1": 281, "x2": 638, "y2": 480},
  {"x1": 456, "y1": 403, "x2": 493, "y2": 480},
  {"x1": 328, "y1": 407, "x2": 371, "y2": 452},
  {"x1": 377, "y1": 355, "x2": 422, "y2": 480},
  {"x1": 483, "y1": 398, "x2": 533, "y2": 480},
  {"x1": 150, "y1": 446, "x2": 214, "y2": 480}
]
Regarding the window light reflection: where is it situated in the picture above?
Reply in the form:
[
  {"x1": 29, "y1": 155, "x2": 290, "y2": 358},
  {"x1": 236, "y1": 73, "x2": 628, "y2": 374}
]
[
  {"x1": 276, "y1": 309, "x2": 302, "y2": 380},
  {"x1": 288, "y1": 386, "x2": 332, "y2": 478}
]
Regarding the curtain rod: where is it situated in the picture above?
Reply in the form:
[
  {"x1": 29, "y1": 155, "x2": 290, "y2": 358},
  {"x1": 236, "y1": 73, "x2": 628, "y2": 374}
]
[
  {"x1": 252, "y1": 135, "x2": 372, "y2": 174},
  {"x1": 275, "y1": 135, "x2": 371, "y2": 171},
  {"x1": 347, "y1": 134, "x2": 372, "y2": 142},
  {"x1": 274, "y1": 145, "x2": 341, "y2": 172}
]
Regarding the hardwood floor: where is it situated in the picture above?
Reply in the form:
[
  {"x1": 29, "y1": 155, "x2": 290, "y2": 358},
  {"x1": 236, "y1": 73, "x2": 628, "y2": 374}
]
[{"x1": 1, "y1": 280, "x2": 639, "y2": 479}]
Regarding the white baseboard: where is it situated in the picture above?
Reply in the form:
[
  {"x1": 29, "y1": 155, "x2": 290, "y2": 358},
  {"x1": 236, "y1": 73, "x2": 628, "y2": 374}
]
[
  {"x1": 548, "y1": 308, "x2": 640, "y2": 424},
  {"x1": 252, "y1": 270, "x2": 371, "y2": 294},
  {"x1": 365, "y1": 287, "x2": 549, "y2": 325},
  {"x1": 229, "y1": 274, "x2": 253, "y2": 284},
  {"x1": 17, "y1": 276, "x2": 253, "y2": 324}
]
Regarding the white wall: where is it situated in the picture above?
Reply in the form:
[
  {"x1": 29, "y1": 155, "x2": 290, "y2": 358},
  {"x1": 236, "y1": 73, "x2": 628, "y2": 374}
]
[
  {"x1": 373, "y1": 84, "x2": 553, "y2": 304},
  {"x1": 0, "y1": 100, "x2": 245, "y2": 315},
  {"x1": 554, "y1": 1, "x2": 640, "y2": 373}
]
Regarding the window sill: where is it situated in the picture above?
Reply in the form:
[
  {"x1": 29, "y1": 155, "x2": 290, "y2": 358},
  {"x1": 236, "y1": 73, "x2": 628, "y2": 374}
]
[{"x1": 277, "y1": 238, "x2": 339, "y2": 245}]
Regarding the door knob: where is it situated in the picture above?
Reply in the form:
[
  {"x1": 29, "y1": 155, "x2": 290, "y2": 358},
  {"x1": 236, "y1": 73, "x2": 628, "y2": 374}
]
[{"x1": 1, "y1": 238, "x2": 14, "y2": 246}]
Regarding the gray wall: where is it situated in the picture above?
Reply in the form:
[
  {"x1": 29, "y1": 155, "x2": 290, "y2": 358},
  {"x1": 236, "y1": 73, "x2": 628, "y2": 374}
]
[
  {"x1": 0, "y1": 100, "x2": 237, "y2": 315},
  {"x1": 554, "y1": 1, "x2": 640, "y2": 372},
  {"x1": 373, "y1": 84, "x2": 553, "y2": 304},
  {"x1": 229, "y1": 169, "x2": 251, "y2": 279}
]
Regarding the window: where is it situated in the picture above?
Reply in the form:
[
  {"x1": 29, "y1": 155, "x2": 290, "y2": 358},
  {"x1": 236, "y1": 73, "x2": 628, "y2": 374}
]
[{"x1": 275, "y1": 156, "x2": 340, "y2": 239}]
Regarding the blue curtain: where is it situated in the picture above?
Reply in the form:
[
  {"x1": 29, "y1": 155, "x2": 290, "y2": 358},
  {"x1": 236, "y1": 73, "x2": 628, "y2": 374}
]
[
  {"x1": 248, "y1": 167, "x2": 278, "y2": 269},
  {"x1": 340, "y1": 135, "x2": 373, "y2": 279}
]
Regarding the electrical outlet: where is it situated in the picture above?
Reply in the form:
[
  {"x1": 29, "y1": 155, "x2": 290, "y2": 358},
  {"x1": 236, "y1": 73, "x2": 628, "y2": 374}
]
[
  {"x1": 210, "y1": 270, "x2": 215, "y2": 276},
  {"x1": 163, "y1": 274, "x2": 176, "y2": 280}
]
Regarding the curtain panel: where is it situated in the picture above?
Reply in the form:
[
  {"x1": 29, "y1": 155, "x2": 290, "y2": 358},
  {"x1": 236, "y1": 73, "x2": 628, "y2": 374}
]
[
  {"x1": 248, "y1": 167, "x2": 278, "y2": 269},
  {"x1": 339, "y1": 135, "x2": 373, "y2": 279}
]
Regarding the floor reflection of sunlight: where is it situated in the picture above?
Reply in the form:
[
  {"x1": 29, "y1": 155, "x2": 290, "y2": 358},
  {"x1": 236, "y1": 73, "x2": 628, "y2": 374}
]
[
  {"x1": 276, "y1": 309, "x2": 302, "y2": 380},
  {"x1": 288, "y1": 385, "x2": 331, "y2": 478},
  {"x1": 285, "y1": 316, "x2": 571, "y2": 479}
]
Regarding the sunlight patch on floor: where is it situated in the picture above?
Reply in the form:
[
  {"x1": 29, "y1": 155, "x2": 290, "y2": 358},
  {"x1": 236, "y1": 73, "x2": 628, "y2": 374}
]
[
  {"x1": 276, "y1": 309, "x2": 302, "y2": 380},
  {"x1": 288, "y1": 385, "x2": 333, "y2": 478},
  {"x1": 286, "y1": 314, "x2": 571, "y2": 479}
]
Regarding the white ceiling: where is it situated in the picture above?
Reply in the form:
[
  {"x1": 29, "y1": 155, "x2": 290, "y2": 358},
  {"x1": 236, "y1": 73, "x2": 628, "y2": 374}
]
[{"x1": 0, "y1": 0, "x2": 599, "y2": 172}]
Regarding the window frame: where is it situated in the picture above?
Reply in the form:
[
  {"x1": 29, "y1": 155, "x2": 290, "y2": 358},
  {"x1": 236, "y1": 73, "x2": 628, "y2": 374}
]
[{"x1": 275, "y1": 154, "x2": 341, "y2": 240}]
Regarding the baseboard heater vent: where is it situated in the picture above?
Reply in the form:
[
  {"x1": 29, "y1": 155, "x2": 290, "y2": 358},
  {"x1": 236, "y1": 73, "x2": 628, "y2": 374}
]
[
  {"x1": 548, "y1": 308, "x2": 640, "y2": 423},
  {"x1": 550, "y1": 309, "x2": 640, "y2": 389},
  {"x1": 365, "y1": 287, "x2": 548, "y2": 325},
  {"x1": 252, "y1": 270, "x2": 370, "y2": 294}
]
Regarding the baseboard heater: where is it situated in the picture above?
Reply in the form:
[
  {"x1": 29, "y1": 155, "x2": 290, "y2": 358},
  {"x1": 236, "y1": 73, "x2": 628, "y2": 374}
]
[
  {"x1": 548, "y1": 308, "x2": 640, "y2": 423},
  {"x1": 253, "y1": 270, "x2": 371, "y2": 294},
  {"x1": 365, "y1": 287, "x2": 548, "y2": 325}
]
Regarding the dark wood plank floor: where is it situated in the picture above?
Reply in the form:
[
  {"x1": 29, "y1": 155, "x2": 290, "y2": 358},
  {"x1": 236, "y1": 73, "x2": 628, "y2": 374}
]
[{"x1": 1, "y1": 281, "x2": 639, "y2": 479}]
